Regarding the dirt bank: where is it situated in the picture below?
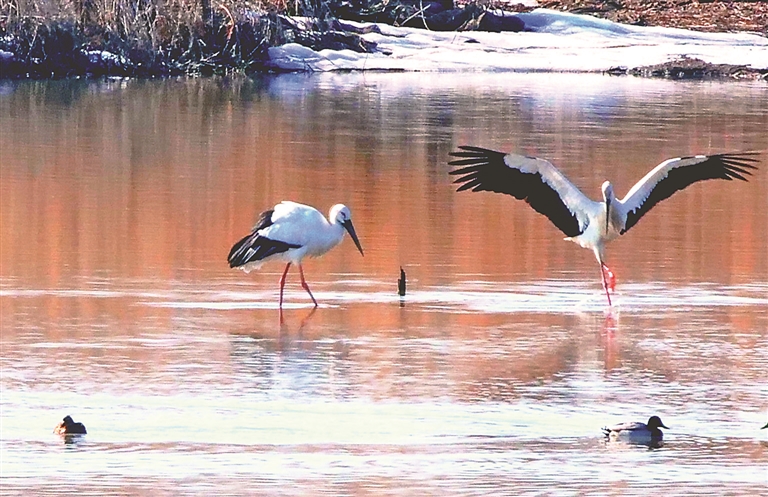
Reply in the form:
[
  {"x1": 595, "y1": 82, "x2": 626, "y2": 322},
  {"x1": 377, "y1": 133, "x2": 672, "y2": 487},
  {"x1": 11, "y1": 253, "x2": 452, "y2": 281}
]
[{"x1": 538, "y1": 0, "x2": 768, "y2": 35}]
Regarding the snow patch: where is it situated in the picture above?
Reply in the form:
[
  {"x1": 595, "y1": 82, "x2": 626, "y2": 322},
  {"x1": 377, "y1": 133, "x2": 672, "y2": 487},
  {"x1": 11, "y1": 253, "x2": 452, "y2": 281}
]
[{"x1": 268, "y1": 9, "x2": 768, "y2": 73}]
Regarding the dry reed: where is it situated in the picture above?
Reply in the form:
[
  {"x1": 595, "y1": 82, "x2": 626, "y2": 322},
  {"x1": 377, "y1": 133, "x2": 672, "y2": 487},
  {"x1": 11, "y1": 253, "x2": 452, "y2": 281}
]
[{"x1": 0, "y1": 0, "x2": 341, "y2": 76}]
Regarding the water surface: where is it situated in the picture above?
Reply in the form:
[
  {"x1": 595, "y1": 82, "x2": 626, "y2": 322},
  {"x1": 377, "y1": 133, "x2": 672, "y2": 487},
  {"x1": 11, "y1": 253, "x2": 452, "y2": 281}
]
[{"x1": 1, "y1": 74, "x2": 767, "y2": 495}]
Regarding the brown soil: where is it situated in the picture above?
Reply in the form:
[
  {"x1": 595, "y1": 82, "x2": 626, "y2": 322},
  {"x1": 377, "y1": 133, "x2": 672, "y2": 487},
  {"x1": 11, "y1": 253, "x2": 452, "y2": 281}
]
[
  {"x1": 536, "y1": 0, "x2": 768, "y2": 35},
  {"x1": 616, "y1": 56, "x2": 767, "y2": 79}
]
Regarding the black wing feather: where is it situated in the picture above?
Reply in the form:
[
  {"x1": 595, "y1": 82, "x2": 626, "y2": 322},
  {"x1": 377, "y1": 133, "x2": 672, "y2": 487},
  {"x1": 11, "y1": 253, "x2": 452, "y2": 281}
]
[
  {"x1": 449, "y1": 146, "x2": 584, "y2": 237},
  {"x1": 252, "y1": 209, "x2": 275, "y2": 231},
  {"x1": 227, "y1": 209, "x2": 301, "y2": 268},
  {"x1": 622, "y1": 153, "x2": 759, "y2": 234}
]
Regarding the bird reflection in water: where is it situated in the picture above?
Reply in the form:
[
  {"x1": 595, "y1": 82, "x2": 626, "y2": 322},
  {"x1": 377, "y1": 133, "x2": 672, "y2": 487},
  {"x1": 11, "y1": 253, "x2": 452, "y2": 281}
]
[
  {"x1": 604, "y1": 437, "x2": 665, "y2": 450},
  {"x1": 279, "y1": 306, "x2": 317, "y2": 333},
  {"x1": 601, "y1": 311, "x2": 620, "y2": 371}
]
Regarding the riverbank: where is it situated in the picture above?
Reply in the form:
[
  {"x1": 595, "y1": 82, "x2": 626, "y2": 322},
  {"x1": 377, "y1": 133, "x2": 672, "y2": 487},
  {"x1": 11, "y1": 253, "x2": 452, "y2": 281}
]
[
  {"x1": 1, "y1": 0, "x2": 767, "y2": 79},
  {"x1": 539, "y1": 0, "x2": 768, "y2": 35}
]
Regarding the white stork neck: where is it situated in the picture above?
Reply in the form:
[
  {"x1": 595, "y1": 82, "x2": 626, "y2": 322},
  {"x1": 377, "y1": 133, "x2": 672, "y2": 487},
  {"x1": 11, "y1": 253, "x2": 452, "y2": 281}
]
[
  {"x1": 310, "y1": 219, "x2": 345, "y2": 256},
  {"x1": 601, "y1": 181, "x2": 615, "y2": 204}
]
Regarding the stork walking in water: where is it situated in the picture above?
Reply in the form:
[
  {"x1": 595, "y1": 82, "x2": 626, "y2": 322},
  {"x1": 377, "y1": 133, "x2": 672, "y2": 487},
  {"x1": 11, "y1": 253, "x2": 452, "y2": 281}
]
[
  {"x1": 449, "y1": 146, "x2": 759, "y2": 305},
  {"x1": 228, "y1": 201, "x2": 364, "y2": 308}
]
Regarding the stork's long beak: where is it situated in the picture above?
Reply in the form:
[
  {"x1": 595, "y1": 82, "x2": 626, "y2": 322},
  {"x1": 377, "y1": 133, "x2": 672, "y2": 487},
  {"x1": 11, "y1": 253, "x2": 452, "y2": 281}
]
[
  {"x1": 605, "y1": 197, "x2": 611, "y2": 235},
  {"x1": 343, "y1": 220, "x2": 364, "y2": 256}
]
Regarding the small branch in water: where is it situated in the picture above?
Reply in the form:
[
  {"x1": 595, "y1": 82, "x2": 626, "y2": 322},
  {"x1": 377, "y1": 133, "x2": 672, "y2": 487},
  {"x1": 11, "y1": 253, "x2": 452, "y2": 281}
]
[{"x1": 398, "y1": 267, "x2": 406, "y2": 297}]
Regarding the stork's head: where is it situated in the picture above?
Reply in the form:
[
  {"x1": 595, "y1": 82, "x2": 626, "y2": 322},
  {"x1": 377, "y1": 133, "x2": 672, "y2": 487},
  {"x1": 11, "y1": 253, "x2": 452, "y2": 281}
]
[
  {"x1": 330, "y1": 204, "x2": 364, "y2": 256},
  {"x1": 601, "y1": 181, "x2": 614, "y2": 234},
  {"x1": 601, "y1": 181, "x2": 615, "y2": 202}
]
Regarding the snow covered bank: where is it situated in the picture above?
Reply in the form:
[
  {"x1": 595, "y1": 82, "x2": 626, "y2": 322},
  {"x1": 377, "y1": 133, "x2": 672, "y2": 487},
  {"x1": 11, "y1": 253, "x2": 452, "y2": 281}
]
[{"x1": 268, "y1": 9, "x2": 768, "y2": 74}]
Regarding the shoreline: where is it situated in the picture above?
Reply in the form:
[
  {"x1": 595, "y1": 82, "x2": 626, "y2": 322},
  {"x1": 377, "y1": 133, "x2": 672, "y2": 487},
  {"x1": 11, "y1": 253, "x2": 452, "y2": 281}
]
[{"x1": 1, "y1": 1, "x2": 767, "y2": 80}]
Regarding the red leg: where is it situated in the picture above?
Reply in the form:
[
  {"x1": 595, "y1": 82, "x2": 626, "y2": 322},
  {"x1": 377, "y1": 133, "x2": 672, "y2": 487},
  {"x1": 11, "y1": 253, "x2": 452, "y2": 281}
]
[
  {"x1": 298, "y1": 264, "x2": 318, "y2": 307},
  {"x1": 279, "y1": 263, "x2": 291, "y2": 308},
  {"x1": 603, "y1": 264, "x2": 616, "y2": 292},
  {"x1": 600, "y1": 263, "x2": 613, "y2": 307}
]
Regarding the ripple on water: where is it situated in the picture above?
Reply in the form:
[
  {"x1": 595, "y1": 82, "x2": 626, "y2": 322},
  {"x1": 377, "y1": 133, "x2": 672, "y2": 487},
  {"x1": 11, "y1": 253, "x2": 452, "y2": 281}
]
[{"x1": 128, "y1": 280, "x2": 768, "y2": 314}]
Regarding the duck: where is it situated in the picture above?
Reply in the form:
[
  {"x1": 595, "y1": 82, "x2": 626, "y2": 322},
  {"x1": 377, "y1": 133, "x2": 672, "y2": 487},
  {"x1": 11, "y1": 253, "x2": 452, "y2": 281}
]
[
  {"x1": 54, "y1": 415, "x2": 87, "y2": 435},
  {"x1": 602, "y1": 415, "x2": 668, "y2": 442}
]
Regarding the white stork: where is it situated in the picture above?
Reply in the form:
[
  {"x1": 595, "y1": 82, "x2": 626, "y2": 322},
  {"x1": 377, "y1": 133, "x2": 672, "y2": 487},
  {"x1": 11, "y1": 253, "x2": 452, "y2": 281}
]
[
  {"x1": 449, "y1": 146, "x2": 759, "y2": 305},
  {"x1": 228, "y1": 201, "x2": 364, "y2": 308}
]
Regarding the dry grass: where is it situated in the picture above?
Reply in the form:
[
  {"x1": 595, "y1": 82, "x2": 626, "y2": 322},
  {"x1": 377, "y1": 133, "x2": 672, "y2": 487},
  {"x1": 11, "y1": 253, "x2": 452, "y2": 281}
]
[
  {"x1": 0, "y1": 0, "x2": 357, "y2": 76},
  {"x1": 1, "y1": 0, "x2": 285, "y2": 48},
  {"x1": 0, "y1": 0, "x2": 319, "y2": 75}
]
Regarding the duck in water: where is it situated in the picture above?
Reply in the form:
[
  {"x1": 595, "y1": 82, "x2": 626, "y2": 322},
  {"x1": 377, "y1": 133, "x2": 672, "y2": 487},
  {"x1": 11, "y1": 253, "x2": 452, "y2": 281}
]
[
  {"x1": 602, "y1": 415, "x2": 668, "y2": 443},
  {"x1": 54, "y1": 415, "x2": 87, "y2": 435}
]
